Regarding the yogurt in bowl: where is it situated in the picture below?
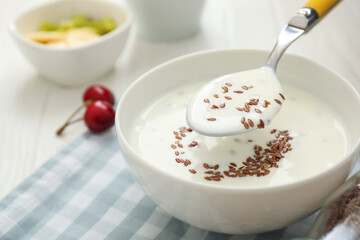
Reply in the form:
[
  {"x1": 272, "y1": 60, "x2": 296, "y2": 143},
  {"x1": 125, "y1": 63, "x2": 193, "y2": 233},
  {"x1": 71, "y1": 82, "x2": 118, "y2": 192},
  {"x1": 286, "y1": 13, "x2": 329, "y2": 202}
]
[
  {"x1": 131, "y1": 82, "x2": 347, "y2": 187},
  {"x1": 115, "y1": 49, "x2": 360, "y2": 234}
]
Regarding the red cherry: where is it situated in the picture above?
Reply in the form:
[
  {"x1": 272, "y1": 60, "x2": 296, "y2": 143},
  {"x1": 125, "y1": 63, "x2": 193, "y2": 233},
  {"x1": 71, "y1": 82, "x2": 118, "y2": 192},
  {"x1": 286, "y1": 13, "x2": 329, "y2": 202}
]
[
  {"x1": 84, "y1": 100, "x2": 115, "y2": 133},
  {"x1": 83, "y1": 85, "x2": 115, "y2": 106},
  {"x1": 56, "y1": 85, "x2": 116, "y2": 135}
]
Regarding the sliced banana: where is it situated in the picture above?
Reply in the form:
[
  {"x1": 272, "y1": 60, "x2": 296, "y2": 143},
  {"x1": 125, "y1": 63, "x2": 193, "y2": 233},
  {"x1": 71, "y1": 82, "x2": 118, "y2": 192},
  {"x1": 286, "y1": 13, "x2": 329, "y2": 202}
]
[
  {"x1": 27, "y1": 27, "x2": 100, "y2": 47},
  {"x1": 66, "y1": 27, "x2": 100, "y2": 46},
  {"x1": 27, "y1": 31, "x2": 66, "y2": 44}
]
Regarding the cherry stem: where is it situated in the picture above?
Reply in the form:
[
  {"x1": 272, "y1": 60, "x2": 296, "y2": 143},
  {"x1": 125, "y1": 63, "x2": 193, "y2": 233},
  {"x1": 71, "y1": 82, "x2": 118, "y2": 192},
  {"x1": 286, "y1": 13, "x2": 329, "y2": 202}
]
[{"x1": 56, "y1": 99, "x2": 92, "y2": 135}]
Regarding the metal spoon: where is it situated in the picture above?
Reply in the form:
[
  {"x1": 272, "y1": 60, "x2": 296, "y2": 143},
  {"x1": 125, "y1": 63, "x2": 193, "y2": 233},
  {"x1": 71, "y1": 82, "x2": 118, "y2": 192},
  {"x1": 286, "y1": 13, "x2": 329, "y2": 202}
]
[{"x1": 187, "y1": 0, "x2": 340, "y2": 137}]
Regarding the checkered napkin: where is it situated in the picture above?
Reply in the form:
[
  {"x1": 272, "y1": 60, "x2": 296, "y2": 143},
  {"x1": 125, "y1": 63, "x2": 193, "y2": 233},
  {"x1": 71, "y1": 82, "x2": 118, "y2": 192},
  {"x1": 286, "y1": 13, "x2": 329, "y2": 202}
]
[{"x1": 0, "y1": 129, "x2": 354, "y2": 240}]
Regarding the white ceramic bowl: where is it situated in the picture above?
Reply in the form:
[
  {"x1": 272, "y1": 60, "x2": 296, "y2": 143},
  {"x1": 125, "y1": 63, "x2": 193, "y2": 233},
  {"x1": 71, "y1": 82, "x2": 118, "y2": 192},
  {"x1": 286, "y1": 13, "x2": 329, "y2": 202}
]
[
  {"x1": 115, "y1": 49, "x2": 360, "y2": 234},
  {"x1": 9, "y1": 0, "x2": 132, "y2": 87}
]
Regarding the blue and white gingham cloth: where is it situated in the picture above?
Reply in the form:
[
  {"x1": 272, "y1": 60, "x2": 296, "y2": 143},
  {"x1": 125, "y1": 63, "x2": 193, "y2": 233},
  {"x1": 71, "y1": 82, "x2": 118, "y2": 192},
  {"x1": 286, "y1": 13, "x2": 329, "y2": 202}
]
[{"x1": 0, "y1": 129, "x2": 356, "y2": 240}]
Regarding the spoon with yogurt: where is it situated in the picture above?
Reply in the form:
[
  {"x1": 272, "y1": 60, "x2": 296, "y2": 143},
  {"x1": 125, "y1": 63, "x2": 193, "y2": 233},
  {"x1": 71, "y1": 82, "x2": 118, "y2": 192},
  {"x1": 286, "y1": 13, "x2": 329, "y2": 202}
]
[{"x1": 187, "y1": 0, "x2": 340, "y2": 137}]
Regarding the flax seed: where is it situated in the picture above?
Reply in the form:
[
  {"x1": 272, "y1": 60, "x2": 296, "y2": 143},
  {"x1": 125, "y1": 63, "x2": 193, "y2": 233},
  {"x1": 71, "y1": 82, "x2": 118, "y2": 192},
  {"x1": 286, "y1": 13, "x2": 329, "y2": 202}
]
[
  {"x1": 207, "y1": 118, "x2": 217, "y2": 121},
  {"x1": 189, "y1": 169, "x2": 196, "y2": 174},
  {"x1": 244, "y1": 104, "x2": 250, "y2": 111},
  {"x1": 233, "y1": 90, "x2": 243, "y2": 94},
  {"x1": 220, "y1": 103, "x2": 226, "y2": 108},
  {"x1": 204, "y1": 98, "x2": 210, "y2": 103},
  {"x1": 260, "y1": 119, "x2": 265, "y2": 128},
  {"x1": 254, "y1": 109, "x2": 262, "y2": 114},
  {"x1": 274, "y1": 99, "x2": 282, "y2": 105},
  {"x1": 225, "y1": 96, "x2": 232, "y2": 100},
  {"x1": 188, "y1": 141, "x2": 198, "y2": 147},
  {"x1": 279, "y1": 93, "x2": 285, "y2": 100},
  {"x1": 171, "y1": 144, "x2": 177, "y2": 149},
  {"x1": 213, "y1": 94, "x2": 219, "y2": 98},
  {"x1": 225, "y1": 83, "x2": 232, "y2": 87},
  {"x1": 248, "y1": 119, "x2": 254, "y2": 127}
]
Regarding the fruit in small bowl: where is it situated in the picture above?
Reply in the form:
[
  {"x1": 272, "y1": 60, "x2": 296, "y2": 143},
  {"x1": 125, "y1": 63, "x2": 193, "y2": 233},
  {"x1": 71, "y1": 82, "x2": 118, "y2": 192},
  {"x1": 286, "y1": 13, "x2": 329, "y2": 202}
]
[
  {"x1": 27, "y1": 14, "x2": 118, "y2": 47},
  {"x1": 9, "y1": 0, "x2": 132, "y2": 87}
]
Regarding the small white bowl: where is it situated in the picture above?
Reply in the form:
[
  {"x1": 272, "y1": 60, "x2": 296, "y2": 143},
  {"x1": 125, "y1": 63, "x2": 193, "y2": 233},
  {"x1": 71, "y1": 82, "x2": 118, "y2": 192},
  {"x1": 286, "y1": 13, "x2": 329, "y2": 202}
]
[
  {"x1": 115, "y1": 49, "x2": 360, "y2": 234},
  {"x1": 9, "y1": 0, "x2": 132, "y2": 87}
]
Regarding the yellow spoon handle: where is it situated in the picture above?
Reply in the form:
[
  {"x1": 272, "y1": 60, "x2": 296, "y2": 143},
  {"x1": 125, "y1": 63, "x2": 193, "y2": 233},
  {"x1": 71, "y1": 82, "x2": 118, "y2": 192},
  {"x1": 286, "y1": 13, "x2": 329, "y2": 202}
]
[
  {"x1": 288, "y1": 0, "x2": 341, "y2": 31},
  {"x1": 303, "y1": 0, "x2": 341, "y2": 18}
]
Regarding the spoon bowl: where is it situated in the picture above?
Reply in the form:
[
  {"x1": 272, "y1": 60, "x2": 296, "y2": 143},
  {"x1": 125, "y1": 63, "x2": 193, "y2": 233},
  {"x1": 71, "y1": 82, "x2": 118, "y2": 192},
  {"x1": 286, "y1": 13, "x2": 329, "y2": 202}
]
[{"x1": 186, "y1": 67, "x2": 283, "y2": 137}]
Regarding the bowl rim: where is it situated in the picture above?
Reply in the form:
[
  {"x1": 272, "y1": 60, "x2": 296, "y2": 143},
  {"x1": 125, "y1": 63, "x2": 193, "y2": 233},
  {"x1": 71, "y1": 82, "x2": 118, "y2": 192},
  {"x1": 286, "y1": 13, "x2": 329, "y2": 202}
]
[
  {"x1": 116, "y1": 48, "x2": 360, "y2": 192},
  {"x1": 8, "y1": 0, "x2": 132, "y2": 51}
]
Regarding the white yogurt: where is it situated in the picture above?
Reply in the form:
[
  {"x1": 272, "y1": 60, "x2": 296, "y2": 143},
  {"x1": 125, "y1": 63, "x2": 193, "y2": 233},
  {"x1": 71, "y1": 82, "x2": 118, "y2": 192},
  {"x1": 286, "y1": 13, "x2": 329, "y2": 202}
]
[
  {"x1": 130, "y1": 82, "x2": 347, "y2": 187},
  {"x1": 187, "y1": 67, "x2": 283, "y2": 136}
]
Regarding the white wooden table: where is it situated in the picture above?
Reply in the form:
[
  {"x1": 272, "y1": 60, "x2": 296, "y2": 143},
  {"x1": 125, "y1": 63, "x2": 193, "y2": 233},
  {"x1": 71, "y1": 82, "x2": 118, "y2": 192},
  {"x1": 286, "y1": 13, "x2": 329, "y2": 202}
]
[{"x1": 0, "y1": 0, "x2": 359, "y2": 199}]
